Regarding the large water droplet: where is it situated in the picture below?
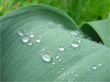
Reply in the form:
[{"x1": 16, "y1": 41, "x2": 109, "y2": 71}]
[
  {"x1": 59, "y1": 47, "x2": 65, "y2": 52},
  {"x1": 22, "y1": 35, "x2": 29, "y2": 43},
  {"x1": 42, "y1": 54, "x2": 52, "y2": 63}
]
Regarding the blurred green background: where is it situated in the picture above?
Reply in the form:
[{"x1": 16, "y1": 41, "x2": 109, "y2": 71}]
[{"x1": 0, "y1": 0, "x2": 110, "y2": 24}]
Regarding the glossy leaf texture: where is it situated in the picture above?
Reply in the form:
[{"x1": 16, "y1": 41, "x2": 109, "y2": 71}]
[{"x1": 0, "y1": 5, "x2": 110, "y2": 82}]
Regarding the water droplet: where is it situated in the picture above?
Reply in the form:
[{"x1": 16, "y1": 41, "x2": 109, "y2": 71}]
[
  {"x1": 61, "y1": 68, "x2": 65, "y2": 70},
  {"x1": 52, "y1": 62, "x2": 56, "y2": 65},
  {"x1": 92, "y1": 45, "x2": 96, "y2": 49},
  {"x1": 36, "y1": 39, "x2": 41, "y2": 43},
  {"x1": 22, "y1": 35, "x2": 29, "y2": 43},
  {"x1": 30, "y1": 33, "x2": 34, "y2": 38},
  {"x1": 92, "y1": 66, "x2": 97, "y2": 70},
  {"x1": 56, "y1": 55, "x2": 59, "y2": 59},
  {"x1": 42, "y1": 54, "x2": 52, "y2": 63},
  {"x1": 59, "y1": 47, "x2": 65, "y2": 52},
  {"x1": 18, "y1": 30, "x2": 24, "y2": 36},
  {"x1": 75, "y1": 74, "x2": 78, "y2": 77},
  {"x1": 58, "y1": 59, "x2": 62, "y2": 62},
  {"x1": 98, "y1": 64, "x2": 102, "y2": 66},
  {"x1": 70, "y1": 30, "x2": 80, "y2": 36},
  {"x1": 27, "y1": 42, "x2": 32, "y2": 45},
  {"x1": 27, "y1": 36, "x2": 34, "y2": 46},
  {"x1": 71, "y1": 40, "x2": 80, "y2": 48}
]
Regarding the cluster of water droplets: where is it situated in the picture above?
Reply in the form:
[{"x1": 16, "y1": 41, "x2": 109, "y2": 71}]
[
  {"x1": 70, "y1": 30, "x2": 82, "y2": 48},
  {"x1": 61, "y1": 71, "x2": 79, "y2": 81},
  {"x1": 92, "y1": 63, "x2": 102, "y2": 70},
  {"x1": 18, "y1": 30, "x2": 41, "y2": 46},
  {"x1": 18, "y1": 29, "x2": 82, "y2": 64}
]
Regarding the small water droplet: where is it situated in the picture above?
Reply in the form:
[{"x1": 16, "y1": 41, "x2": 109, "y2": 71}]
[
  {"x1": 30, "y1": 33, "x2": 34, "y2": 38},
  {"x1": 36, "y1": 39, "x2": 41, "y2": 43},
  {"x1": 56, "y1": 55, "x2": 59, "y2": 59},
  {"x1": 59, "y1": 47, "x2": 65, "y2": 52},
  {"x1": 52, "y1": 62, "x2": 56, "y2": 65},
  {"x1": 22, "y1": 35, "x2": 29, "y2": 43},
  {"x1": 27, "y1": 42, "x2": 32, "y2": 45},
  {"x1": 61, "y1": 68, "x2": 65, "y2": 70},
  {"x1": 98, "y1": 64, "x2": 102, "y2": 66},
  {"x1": 18, "y1": 30, "x2": 24, "y2": 36},
  {"x1": 70, "y1": 30, "x2": 80, "y2": 36},
  {"x1": 27, "y1": 36, "x2": 34, "y2": 46},
  {"x1": 42, "y1": 54, "x2": 52, "y2": 63},
  {"x1": 75, "y1": 74, "x2": 78, "y2": 77},
  {"x1": 71, "y1": 40, "x2": 80, "y2": 48},
  {"x1": 92, "y1": 45, "x2": 96, "y2": 49},
  {"x1": 92, "y1": 66, "x2": 97, "y2": 70},
  {"x1": 58, "y1": 59, "x2": 62, "y2": 62}
]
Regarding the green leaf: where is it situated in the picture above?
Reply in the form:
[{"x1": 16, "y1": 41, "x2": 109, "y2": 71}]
[
  {"x1": 80, "y1": 18, "x2": 110, "y2": 47},
  {"x1": 0, "y1": 5, "x2": 110, "y2": 81}
]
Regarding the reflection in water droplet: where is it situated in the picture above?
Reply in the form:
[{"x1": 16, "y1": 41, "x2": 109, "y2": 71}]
[
  {"x1": 92, "y1": 66, "x2": 97, "y2": 70},
  {"x1": 22, "y1": 35, "x2": 29, "y2": 43},
  {"x1": 18, "y1": 30, "x2": 24, "y2": 36},
  {"x1": 42, "y1": 54, "x2": 52, "y2": 63},
  {"x1": 36, "y1": 39, "x2": 41, "y2": 43},
  {"x1": 59, "y1": 47, "x2": 65, "y2": 52}
]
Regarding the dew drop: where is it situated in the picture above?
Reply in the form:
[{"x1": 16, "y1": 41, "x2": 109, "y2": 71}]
[
  {"x1": 42, "y1": 54, "x2": 52, "y2": 63},
  {"x1": 58, "y1": 59, "x2": 62, "y2": 62},
  {"x1": 52, "y1": 62, "x2": 56, "y2": 65},
  {"x1": 70, "y1": 30, "x2": 80, "y2": 36},
  {"x1": 22, "y1": 35, "x2": 29, "y2": 43},
  {"x1": 30, "y1": 33, "x2": 34, "y2": 38},
  {"x1": 71, "y1": 40, "x2": 80, "y2": 48},
  {"x1": 56, "y1": 55, "x2": 59, "y2": 59},
  {"x1": 18, "y1": 30, "x2": 24, "y2": 36},
  {"x1": 59, "y1": 47, "x2": 65, "y2": 52},
  {"x1": 61, "y1": 68, "x2": 65, "y2": 70},
  {"x1": 27, "y1": 42, "x2": 32, "y2": 45},
  {"x1": 36, "y1": 39, "x2": 41, "y2": 43},
  {"x1": 98, "y1": 64, "x2": 102, "y2": 66},
  {"x1": 92, "y1": 66, "x2": 97, "y2": 70},
  {"x1": 92, "y1": 45, "x2": 96, "y2": 49}
]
